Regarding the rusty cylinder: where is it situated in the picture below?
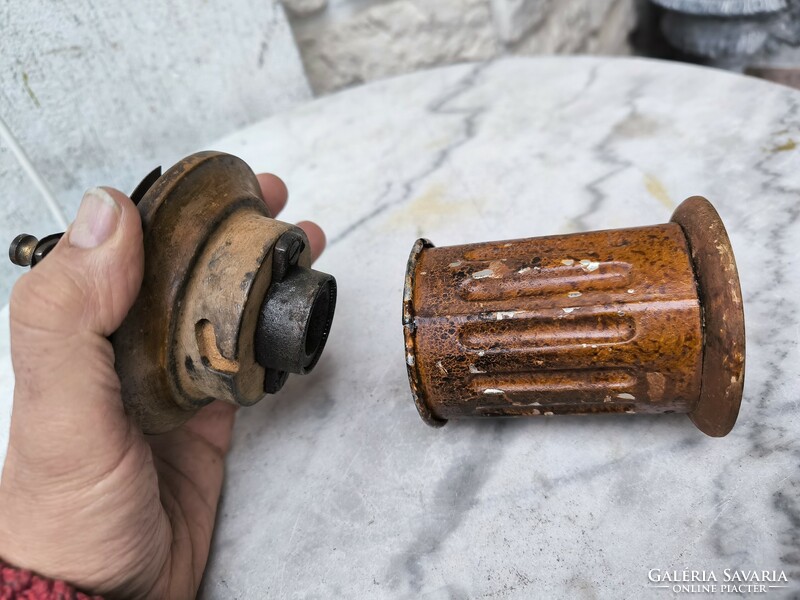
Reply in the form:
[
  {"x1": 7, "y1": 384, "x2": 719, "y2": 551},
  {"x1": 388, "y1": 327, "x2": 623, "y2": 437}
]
[{"x1": 402, "y1": 196, "x2": 745, "y2": 437}]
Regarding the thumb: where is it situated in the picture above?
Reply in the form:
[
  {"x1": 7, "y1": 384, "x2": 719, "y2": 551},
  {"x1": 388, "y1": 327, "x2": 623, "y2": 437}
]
[
  {"x1": 10, "y1": 187, "x2": 143, "y2": 339},
  {"x1": 0, "y1": 190, "x2": 157, "y2": 592},
  {"x1": 7, "y1": 187, "x2": 144, "y2": 449}
]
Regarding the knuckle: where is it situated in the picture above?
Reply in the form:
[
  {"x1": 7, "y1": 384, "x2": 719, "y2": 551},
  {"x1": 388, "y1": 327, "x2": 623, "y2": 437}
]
[{"x1": 9, "y1": 261, "x2": 89, "y2": 333}]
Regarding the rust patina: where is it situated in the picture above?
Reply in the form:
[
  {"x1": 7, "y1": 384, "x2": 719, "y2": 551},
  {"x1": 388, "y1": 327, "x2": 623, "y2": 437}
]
[
  {"x1": 403, "y1": 196, "x2": 745, "y2": 437},
  {"x1": 9, "y1": 151, "x2": 337, "y2": 434}
]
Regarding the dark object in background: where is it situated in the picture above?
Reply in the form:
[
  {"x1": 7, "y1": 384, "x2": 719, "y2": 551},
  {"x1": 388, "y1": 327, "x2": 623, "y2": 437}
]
[
  {"x1": 636, "y1": 0, "x2": 800, "y2": 89},
  {"x1": 403, "y1": 197, "x2": 745, "y2": 437},
  {"x1": 654, "y1": 0, "x2": 787, "y2": 16},
  {"x1": 744, "y1": 64, "x2": 800, "y2": 84},
  {"x1": 9, "y1": 151, "x2": 337, "y2": 433}
]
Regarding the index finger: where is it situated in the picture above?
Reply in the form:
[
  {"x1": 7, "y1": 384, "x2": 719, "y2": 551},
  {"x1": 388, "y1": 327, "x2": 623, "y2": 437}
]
[{"x1": 257, "y1": 173, "x2": 288, "y2": 217}]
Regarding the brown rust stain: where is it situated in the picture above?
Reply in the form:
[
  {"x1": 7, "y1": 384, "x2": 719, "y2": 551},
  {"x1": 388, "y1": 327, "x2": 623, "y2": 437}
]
[
  {"x1": 112, "y1": 151, "x2": 332, "y2": 434},
  {"x1": 403, "y1": 196, "x2": 745, "y2": 437},
  {"x1": 21, "y1": 71, "x2": 41, "y2": 108},
  {"x1": 770, "y1": 138, "x2": 796, "y2": 153},
  {"x1": 644, "y1": 174, "x2": 675, "y2": 209},
  {"x1": 195, "y1": 319, "x2": 239, "y2": 373},
  {"x1": 671, "y1": 196, "x2": 746, "y2": 437},
  {"x1": 459, "y1": 260, "x2": 632, "y2": 301},
  {"x1": 459, "y1": 312, "x2": 637, "y2": 349},
  {"x1": 405, "y1": 221, "x2": 703, "y2": 423},
  {"x1": 388, "y1": 183, "x2": 481, "y2": 230}
]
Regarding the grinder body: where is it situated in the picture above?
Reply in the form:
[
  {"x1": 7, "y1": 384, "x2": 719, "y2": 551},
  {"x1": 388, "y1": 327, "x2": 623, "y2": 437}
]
[{"x1": 9, "y1": 151, "x2": 337, "y2": 434}]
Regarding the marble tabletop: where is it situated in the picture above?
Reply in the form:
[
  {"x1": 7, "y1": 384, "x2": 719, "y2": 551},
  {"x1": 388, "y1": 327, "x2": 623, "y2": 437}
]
[{"x1": 2, "y1": 56, "x2": 800, "y2": 598}]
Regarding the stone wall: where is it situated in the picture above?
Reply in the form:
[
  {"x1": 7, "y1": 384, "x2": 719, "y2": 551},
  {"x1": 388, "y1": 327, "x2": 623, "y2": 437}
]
[
  {"x1": 0, "y1": 0, "x2": 310, "y2": 303},
  {"x1": 283, "y1": 0, "x2": 636, "y2": 94}
]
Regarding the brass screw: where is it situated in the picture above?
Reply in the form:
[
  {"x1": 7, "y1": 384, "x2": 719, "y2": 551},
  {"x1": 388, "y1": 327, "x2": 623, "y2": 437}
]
[
  {"x1": 8, "y1": 166, "x2": 162, "y2": 270},
  {"x1": 8, "y1": 234, "x2": 38, "y2": 267}
]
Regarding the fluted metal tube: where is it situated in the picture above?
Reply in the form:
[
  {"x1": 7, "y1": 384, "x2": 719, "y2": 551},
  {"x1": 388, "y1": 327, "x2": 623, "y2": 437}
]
[{"x1": 403, "y1": 196, "x2": 745, "y2": 437}]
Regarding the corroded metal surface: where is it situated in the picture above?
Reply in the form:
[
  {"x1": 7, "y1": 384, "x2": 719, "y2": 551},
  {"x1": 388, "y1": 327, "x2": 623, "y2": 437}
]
[
  {"x1": 111, "y1": 151, "x2": 336, "y2": 433},
  {"x1": 403, "y1": 196, "x2": 745, "y2": 437},
  {"x1": 9, "y1": 151, "x2": 337, "y2": 434},
  {"x1": 672, "y1": 197, "x2": 746, "y2": 437}
]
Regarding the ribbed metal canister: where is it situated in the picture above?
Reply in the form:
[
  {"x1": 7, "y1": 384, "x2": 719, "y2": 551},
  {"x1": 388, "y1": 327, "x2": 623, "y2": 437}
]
[{"x1": 403, "y1": 196, "x2": 745, "y2": 437}]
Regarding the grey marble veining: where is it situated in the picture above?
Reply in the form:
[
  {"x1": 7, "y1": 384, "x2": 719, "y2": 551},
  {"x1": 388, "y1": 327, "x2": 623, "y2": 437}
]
[{"x1": 1, "y1": 57, "x2": 799, "y2": 598}]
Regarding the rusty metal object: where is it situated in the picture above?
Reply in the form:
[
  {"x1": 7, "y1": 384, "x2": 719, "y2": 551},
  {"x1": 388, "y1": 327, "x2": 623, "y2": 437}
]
[
  {"x1": 9, "y1": 151, "x2": 337, "y2": 434},
  {"x1": 403, "y1": 196, "x2": 745, "y2": 437}
]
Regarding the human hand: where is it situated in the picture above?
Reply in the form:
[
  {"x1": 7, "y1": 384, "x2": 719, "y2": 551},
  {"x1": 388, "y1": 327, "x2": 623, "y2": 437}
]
[{"x1": 0, "y1": 175, "x2": 325, "y2": 598}]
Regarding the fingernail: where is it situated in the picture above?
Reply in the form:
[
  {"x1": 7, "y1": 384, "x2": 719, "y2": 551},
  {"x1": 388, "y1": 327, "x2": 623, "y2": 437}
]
[{"x1": 69, "y1": 187, "x2": 121, "y2": 249}]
